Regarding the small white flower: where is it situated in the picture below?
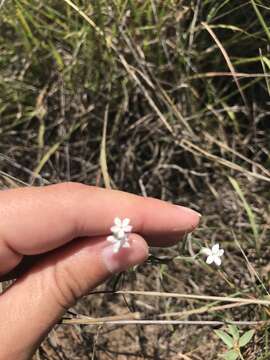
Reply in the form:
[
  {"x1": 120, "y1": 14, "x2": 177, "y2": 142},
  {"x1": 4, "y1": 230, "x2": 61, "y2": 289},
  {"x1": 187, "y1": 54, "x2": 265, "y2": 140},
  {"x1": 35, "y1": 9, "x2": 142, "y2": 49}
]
[
  {"x1": 107, "y1": 234, "x2": 130, "y2": 253},
  {"x1": 110, "y1": 217, "x2": 132, "y2": 239},
  {"x1": 107, "y1": 217, "x2": 132, "y2": 253},
  {"x1": 201, "y1": 243, "x2": 224, "y2": 266}
]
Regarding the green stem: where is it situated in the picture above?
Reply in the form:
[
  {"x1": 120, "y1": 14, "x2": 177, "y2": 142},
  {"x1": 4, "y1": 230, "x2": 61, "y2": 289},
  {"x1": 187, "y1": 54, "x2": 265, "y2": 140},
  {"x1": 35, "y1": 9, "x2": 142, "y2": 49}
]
[{"x1": 239, "y1": 350, "x2": 245, "y2": 360}]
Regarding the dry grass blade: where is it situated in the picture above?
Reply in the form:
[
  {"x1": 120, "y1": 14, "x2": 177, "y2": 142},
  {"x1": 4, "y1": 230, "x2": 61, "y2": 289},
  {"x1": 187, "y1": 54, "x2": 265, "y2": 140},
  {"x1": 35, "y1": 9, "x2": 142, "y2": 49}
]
[
  {"x1": 260, "y1": 49, "x2": 270, "y2": 96},
  {"x1": 205, "y1": 133, "x2": 270, "y2": 178},
  {"x1": 61, "y1": 319, "x2": 270, "y2": 327},
  {"x1": 233, "y1": 234, "x2": 269, "y2": 296},
  {"x1": 158, "y1": 302, "x2": 249, "y2": 319},
  {"x1": 62, "y1": 312, "x2": 140, "y2": 325},
  {"x1": 116, "y1": 290, "x2": 270, "y2": 306},
  {"x1": 250, "y1": 0, "x2": 270, "y2": 42},
  {"x1": 33, "y1": 142, "x2": 61, "y2": 180},
  {"x1": 118, "y1": 54, "x2": 174, "y2": 134},
  {"x1": 0, "y1": 0, "x2": 7, "y2": 10},
  {"x1": 99, "y1": 105, "x2": 111, "y2": 189},
  {"x1": 180, "y1": 139, "x2": 270, "y2": 183},
  {"x1": 62, "y1": 0, "x2": 104, "y2": 37},
  {"x1": 188, "y1": 72, "x2": 270, "y2": 79},
  {"x1": 0, "y1": 171, "x2": 29, "y2": 187},
  {"x1": 202, "y1": 22, "x2": 249, "y2": 111},
  {"x1": 229, "y1": 177, "x2": 260, "y2": 249}
]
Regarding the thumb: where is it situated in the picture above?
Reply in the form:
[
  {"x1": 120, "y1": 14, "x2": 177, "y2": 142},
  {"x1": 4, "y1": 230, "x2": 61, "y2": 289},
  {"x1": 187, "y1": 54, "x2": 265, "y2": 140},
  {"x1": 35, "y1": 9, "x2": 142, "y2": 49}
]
[{"x1": 0, "y1": 234, "x2": 148, "y2": 360}]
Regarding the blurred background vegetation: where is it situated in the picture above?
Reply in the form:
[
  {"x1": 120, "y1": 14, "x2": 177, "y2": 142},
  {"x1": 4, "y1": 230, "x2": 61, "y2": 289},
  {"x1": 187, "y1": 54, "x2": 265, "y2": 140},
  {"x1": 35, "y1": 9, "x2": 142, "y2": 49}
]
[{"x1": 0, "y1": 1, "x2": 270, "y2": 359}]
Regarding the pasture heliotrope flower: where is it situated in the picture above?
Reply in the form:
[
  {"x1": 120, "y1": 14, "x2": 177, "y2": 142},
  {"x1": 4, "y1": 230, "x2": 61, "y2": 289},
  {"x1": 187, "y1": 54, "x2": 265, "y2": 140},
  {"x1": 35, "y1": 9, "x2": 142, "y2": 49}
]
[
  {"x1": 107, "y1": 217, "x2": 132, "y2": 254},
  {"x1": 110, "y1": 217, "x2": 132, "y2": 239},
  {"x1": 201, "y1": 243, "x2": 224, "y2": 266}
]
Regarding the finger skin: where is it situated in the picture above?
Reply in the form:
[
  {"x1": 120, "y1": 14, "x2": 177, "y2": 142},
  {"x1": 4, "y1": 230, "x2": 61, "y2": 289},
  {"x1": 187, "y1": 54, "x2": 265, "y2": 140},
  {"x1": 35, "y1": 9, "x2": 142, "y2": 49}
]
[
  {"x1": 0, "y1": 183, "x2": 200, "y2": 275},
  {"x1": 0, "y1": 231, "x2": 185, "y2": 281},
  {"x1": 0, "y1": 234, "x2": 148, "y2": 360},
  {"x1": 0, "y1": 255, "x2": 41, "y2": 281}
]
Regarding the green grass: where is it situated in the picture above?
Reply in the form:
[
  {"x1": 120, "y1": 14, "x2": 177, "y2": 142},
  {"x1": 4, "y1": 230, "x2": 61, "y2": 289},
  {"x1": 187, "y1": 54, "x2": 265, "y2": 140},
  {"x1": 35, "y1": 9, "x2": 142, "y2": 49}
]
[{"x1": 0, "y1": 1, "x2": 270, "y2": 359}]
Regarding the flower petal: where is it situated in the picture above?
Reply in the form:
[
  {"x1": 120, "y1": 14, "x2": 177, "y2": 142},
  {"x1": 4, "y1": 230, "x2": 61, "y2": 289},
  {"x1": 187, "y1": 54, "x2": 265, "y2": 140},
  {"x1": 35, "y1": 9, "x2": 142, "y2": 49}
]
[
  {"x1": 122, "y1": 218, "x2": 130, "y2": 226},
  {"x1": 107, "y1": 235, "x2": 117, "y2": 243},
  {"x1": 218, "y1": 249, "x2": 224, "y2": 257},
  {"x1": 124, "y1": 225, "x2": 132, "y2": 233},
  {"x1": 206, "y1": 255, "x2": 214, "y2": 264},
  {"x1": 201, "y1": 247, "x2": 212, "y2": 256},
  {"x1": 212, "y1": 244, "x2": 220, "y2": 255},
  {"x1": 111, "y1": 225, "x2": 120, "y2": 233},
  {"x1": 213, "y1": 256, "x2": 222, "y2": 266},
  {"x1": 114, "y1": 217, "x2": 122, "y2": 226}
]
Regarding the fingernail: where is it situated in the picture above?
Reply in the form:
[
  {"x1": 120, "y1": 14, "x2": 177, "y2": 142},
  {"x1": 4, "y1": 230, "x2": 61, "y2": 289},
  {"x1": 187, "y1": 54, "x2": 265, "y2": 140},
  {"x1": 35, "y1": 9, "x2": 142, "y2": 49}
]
[
  {"x1": 175, "y1": 205, "x2": 201, "y2": 218},
  {"x1": 101, "y1": 236, "x2": 149, "y2": 274}
]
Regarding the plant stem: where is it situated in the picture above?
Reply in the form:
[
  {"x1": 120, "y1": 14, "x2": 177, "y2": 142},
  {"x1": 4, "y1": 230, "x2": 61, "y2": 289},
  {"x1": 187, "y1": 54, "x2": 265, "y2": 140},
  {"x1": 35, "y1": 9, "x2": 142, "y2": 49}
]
[{"x1": 239, "y1": 351, "x2": 245, "y2": 360}]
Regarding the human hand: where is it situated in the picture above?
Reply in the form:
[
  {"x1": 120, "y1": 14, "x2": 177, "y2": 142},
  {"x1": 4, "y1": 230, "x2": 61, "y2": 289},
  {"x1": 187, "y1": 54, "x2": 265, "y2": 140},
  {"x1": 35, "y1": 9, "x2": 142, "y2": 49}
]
[{"x1": 0, "y1": 183, "x2": 200, "y2": 359}]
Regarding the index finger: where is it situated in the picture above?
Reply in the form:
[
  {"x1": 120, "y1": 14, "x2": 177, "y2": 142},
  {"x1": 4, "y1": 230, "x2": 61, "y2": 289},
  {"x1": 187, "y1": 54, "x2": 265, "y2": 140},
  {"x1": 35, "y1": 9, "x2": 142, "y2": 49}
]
[{"x1": 0, "y1": 183, "x2": 200, "y2": 271}]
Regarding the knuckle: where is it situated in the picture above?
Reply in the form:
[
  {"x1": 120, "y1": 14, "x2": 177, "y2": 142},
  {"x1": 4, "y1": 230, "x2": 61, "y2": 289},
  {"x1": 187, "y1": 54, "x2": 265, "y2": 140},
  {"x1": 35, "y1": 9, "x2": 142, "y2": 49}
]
[{"x1": 51, "y1": 261, "x2": 85, "y2": 310}]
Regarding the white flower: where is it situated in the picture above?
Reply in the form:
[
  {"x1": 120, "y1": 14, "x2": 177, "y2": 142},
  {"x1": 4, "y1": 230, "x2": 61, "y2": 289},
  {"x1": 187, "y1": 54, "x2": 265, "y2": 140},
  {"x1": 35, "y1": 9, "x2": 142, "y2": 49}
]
[
  {"x1": 201, "y1": 243, "x2": 224, "y2": 266},
  {"x1": 107, "y1": 234, "x2": 130, "y2": 253},
  {"x1": 107, "y1": 217, "x2": 132, "y2": 253},
  {"x1": 110, "y1": 217, "x2": 132, "y2": 239}
]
